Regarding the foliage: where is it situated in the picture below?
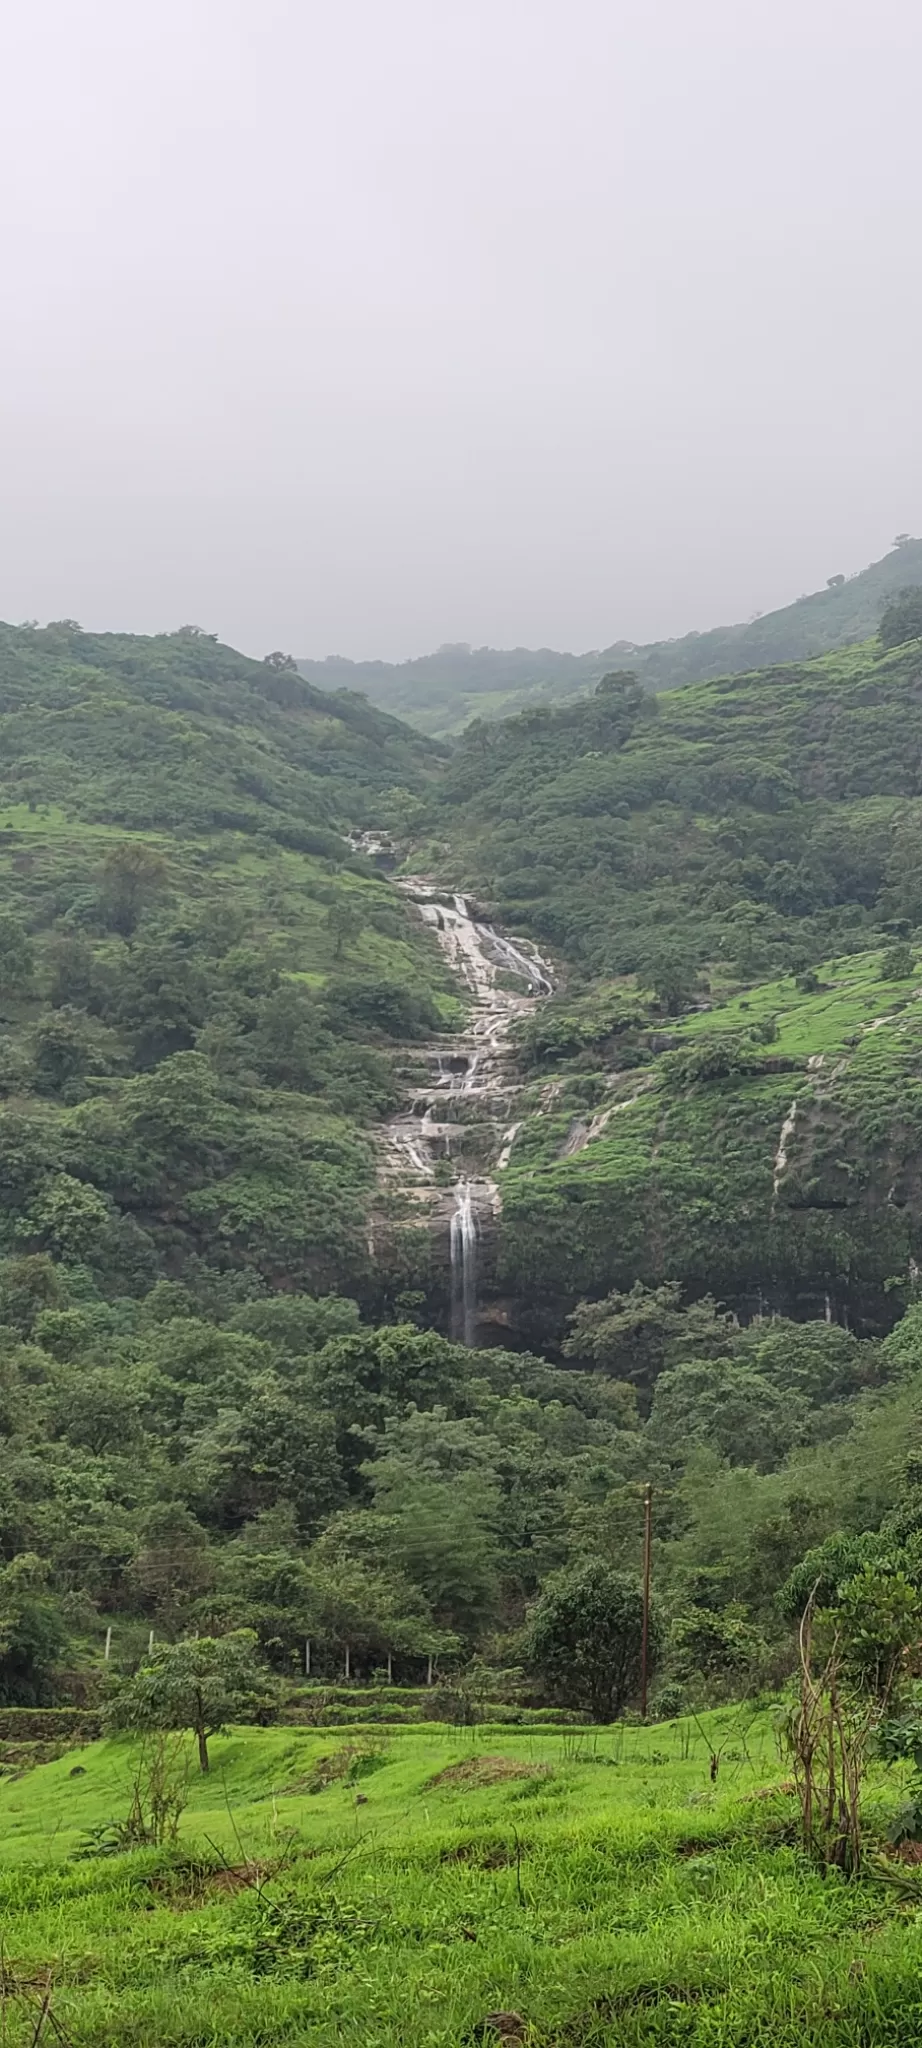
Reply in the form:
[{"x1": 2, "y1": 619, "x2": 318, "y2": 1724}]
[
  {"x1": 0, "y1": 621, "x2": 458, "y2": 1307},
  {"x1": 879, "y1": 586, "x2": 922, "y2": 649},
  {"x1": 421, "y1": 624, "x2": 922, "y2": 1326},
  {"x1": 9, "y1": 609, "x2": 922, "y2": 1717},
  {"x1": 564, "y1": 1282, "x2": 735, "y2": 1404},
  {"x1": 785, "y1": 1568, "x2": 922, "y2": 1874},
  {"x1": 880, "y1": 941, "x2": 915, "y2": 980},
  {"x1": 523, "y1": 1560, "x2": 657, "y2": 1721},
  {"x1": 0, "y1": 1552, "x2": 67, "y2": 1705},
  {"x1": 106, "y1": 1632, "x2": 275, "y2": 1771}
]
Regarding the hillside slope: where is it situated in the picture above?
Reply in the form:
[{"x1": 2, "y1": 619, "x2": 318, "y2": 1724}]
[
  {"x1": 9, "y1": 1715, "x2": 922, "y2": 2048},
  {"x1": 0, "y1": 621, "x2": 453, "y2": 1307},
  {"x1": 8, "y1": 616, "x2": 922, "y2": 1730},
  {"x1": 298, "y1": 537, "x2": 922, "y2": 733},
  {"x1": 426, "y1": 631, "x2": 922, "y2": 1331},
  {"x1": 0, "y1": 620, "x2": 443, "y2": 831}
]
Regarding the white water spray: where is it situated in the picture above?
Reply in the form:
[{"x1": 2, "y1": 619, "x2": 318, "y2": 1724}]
[
  {"x1": 370, "y1": 873, "x2": 554, "y2": 1345},
  {"x1": 450, "y1": 1179, "x2": 479, "y2": 1347}
]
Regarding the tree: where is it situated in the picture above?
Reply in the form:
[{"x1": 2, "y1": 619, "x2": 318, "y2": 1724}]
[
  {"x1": 229, "y1": 1292, "x2": 361, "y2": 1359},
  {"x1": 128, "y1": 1505, "x2": 215, "y2": 1628},
  {"x1": 18, "y1": 1174, "x2": 113, "y2": 1266},
  {"x1": 879, "y1": 587, "x2": 922, "y2": 650},
  {"x1": 31, "y1": 1007, "x2": 121, "y2": 1096},
  {"x1": 524, "y1": 1560, "x2": 657, "y2": 1722},
  {"x1": 99, "y1": 843, "x2": 169, "y2": 939},
  {"x1": 881, "y1": 942, "x2": 915, "y2": 982},
  {"x1": 300, "y1": 1551, "x2": 445, "y2": 1672},
  {"x1": 637, "y1": 947, "x2": 700, "y2": 1016},
  {"x1": 670, "y1": 1603, "x2": 768, "y2": 1696},
  {"x1": 0, "y1": 1253, "x2": 65, "y2": 1336},
  {"x1": 649, "y1": 1356, "x2": 808, "y2": 1470},
  {"x1": 326, "y1": 900, "x2": 362, "y2": 960},
  {"x1": 0, "y1": 915, "x2": 34, "y2": 996},
  {"x1": 111, "y1": 939, "x2": 209, "y2": 1066},
  {"x1": 824, "y1": 1567, "x2": 922, "y2": 1700},
  {"x1": 564, "y1": 1282, "x2": 735, "y2": 1407},
  {"x1": 250, "y1": 983, "x2": 329, "y2": 1089},
  {"x1": 0, "y1": 1553, "x2": 67, "y2": 1706},
  {"x1": 107, "y1": 1631, "x2": 273, "y2": 1772}
]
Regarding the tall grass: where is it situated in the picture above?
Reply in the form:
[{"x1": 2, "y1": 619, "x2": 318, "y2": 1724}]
[{"x1": 1, "y1": 1715, "x2": 921, "y2": 2045}]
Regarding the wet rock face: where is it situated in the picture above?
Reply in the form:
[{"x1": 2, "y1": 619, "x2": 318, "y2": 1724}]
[{"x1": 370, "y1": 878, "x2": 554, "y2": 1345}]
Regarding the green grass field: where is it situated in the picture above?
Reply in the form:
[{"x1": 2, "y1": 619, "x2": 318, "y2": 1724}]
[
  {"x1": 3, "y1": 1714, "x2": 922, "y2": 2045},
  {"x1": 672, "y1": 949, "x2": 922, "y2": 1061}
]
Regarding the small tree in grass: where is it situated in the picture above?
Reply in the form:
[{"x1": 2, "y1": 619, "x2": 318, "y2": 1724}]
[
  {"x1": 785, "y1": 1570, "x2": 922, "y2": 1873},
  {"x1": 524, "y1": 1561, "x2": 658, "y2": 1723},
  {"x1": 880, "y1": 942, "x2": 915, "y2": 982},
  {"x1": 107, "y1": 1631, "x2": 274, "y2": 1772},
  {"x1": 99, "y1": 842, "x2": 168, "y2": 940}
]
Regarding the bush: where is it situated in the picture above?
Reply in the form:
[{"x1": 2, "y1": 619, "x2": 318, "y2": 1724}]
[
  {"x1": 524, "y1": 1561, "x2": 659, "y2": 1722},
  {"x1": 881, "y1": 943, "x2": 915, "y2": 981},
  {"x1": 0, "y1": 1707, "x2": 101, "y2": 1740},
  {"x1": 880, "y1": 587, "x2": 922, "y2": 649}
]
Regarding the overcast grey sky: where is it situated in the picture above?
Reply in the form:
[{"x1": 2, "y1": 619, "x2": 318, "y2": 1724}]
[{"x1": 2, "y1": 0, "x2": 920, "y2": 661}]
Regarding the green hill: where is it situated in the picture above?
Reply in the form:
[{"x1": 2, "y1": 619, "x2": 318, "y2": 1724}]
[
  {"x1": 427, "y1": 629, "x2": 922, "y2": 1330},
  {"x1": 0, "y1": 619, "x2": 444, "y2": 830},
  {"x1": 298, "y1": 536, "x2": 922, "y2": 733},
  {"x1": 0, "y1": 621, "x2": 452, "y2": 1306},
  {"x1": 9, "y1": 602, "x2": 922, "y2": 1867}
]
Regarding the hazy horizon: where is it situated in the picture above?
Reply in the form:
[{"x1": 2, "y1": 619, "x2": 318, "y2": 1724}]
[{"x1": 3, "y1": 0, "x2": 921, "y2": 664}]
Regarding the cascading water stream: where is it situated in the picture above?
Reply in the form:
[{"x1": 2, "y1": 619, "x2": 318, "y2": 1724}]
[
  {"x1": 352, "y1": 836, "x2": 554, "y2": 1346},
  {"x1": 450, "y1": 1178, "x2": 479, "y2": 1347}
]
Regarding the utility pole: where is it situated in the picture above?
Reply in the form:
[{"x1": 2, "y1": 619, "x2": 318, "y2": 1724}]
[{"x1": 640, "y1": 1483, "x2": 653, "y2": 1721}]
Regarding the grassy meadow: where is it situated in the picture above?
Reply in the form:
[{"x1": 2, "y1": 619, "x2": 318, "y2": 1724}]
[{"x1": 4, "y1": 1713, "x2": 922, "y2": 2045}]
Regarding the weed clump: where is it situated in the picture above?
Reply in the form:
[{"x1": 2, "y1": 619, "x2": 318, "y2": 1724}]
[
  {"x1": 287, "y1": 1742, "x2": 389, "y2": 1796},
  {"x1": 425, "y1": 1755, "x2": 550, "y2": 1791}
]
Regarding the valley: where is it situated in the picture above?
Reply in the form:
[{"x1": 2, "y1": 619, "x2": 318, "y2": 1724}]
[
  {"x1": 12, "y1": 6, "x2": 922, "y2": 2034},
  {"x1": 298, "y1": 535, "x2": 922, "y2": 733},
  {"x1": 5, "y1": 605, "x2": 922, "y2": 2044}
]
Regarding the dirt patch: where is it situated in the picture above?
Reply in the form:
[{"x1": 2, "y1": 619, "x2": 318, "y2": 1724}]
[
  {"x1": 426, "y1": 1755, "x2": 549, "y2": 1792},
  {"x1": 547, "y1": 1984, "x2": 717, "y2": 2042},
  {"x1": 0, "y1": 1739, "x2": 74, "y2": 1778},
  {"x1": 475, "y1": 2012, "x2": 528, "y2": 2043},
  {"x1": 744, "y1": 1778, "x2": 796, "y2": 1801},
  {"x1": 440, "y1": 1837, "x2": 527, "y2": 1869},
  {"x1": 889, "y1": 1839, "x2": 922, "y2": 1865},
  {"x1": 145, "y1": 1859, "x2": 274, "y2": 1909},
  {"x1": 282, "y1": 1742, "x2": 388, "y2": 1796},
  {"x1": 0, "y1": 1965, "x2": 55, "y2": 1997}
]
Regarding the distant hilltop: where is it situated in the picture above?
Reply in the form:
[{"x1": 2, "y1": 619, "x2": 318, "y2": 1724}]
[{"x1": 298, "y1": 535, "x2": 922, "y2": 736}]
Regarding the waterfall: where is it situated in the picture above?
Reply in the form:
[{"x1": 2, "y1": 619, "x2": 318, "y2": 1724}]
[
  {"x1": 484, "y1": 925, "x2": 554, "y2": 995},
  {"x1": 372, "y1": 871, "x2": 554, "y2": 1342},
  {"x1": 450, "y1": 1179, "x2": 479, "y2": 1346},
  {"x1": 772, "y1": 1098, "x2": 798, "y2": 1198}
]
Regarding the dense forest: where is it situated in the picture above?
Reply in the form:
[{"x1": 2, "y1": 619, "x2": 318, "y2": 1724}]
[
  {"x1": 298, "y1": 535, "x2": 922, "y2": 733},
  {"x1": 6, "y1": 599, "x2": 922, "y2": 1730}
]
